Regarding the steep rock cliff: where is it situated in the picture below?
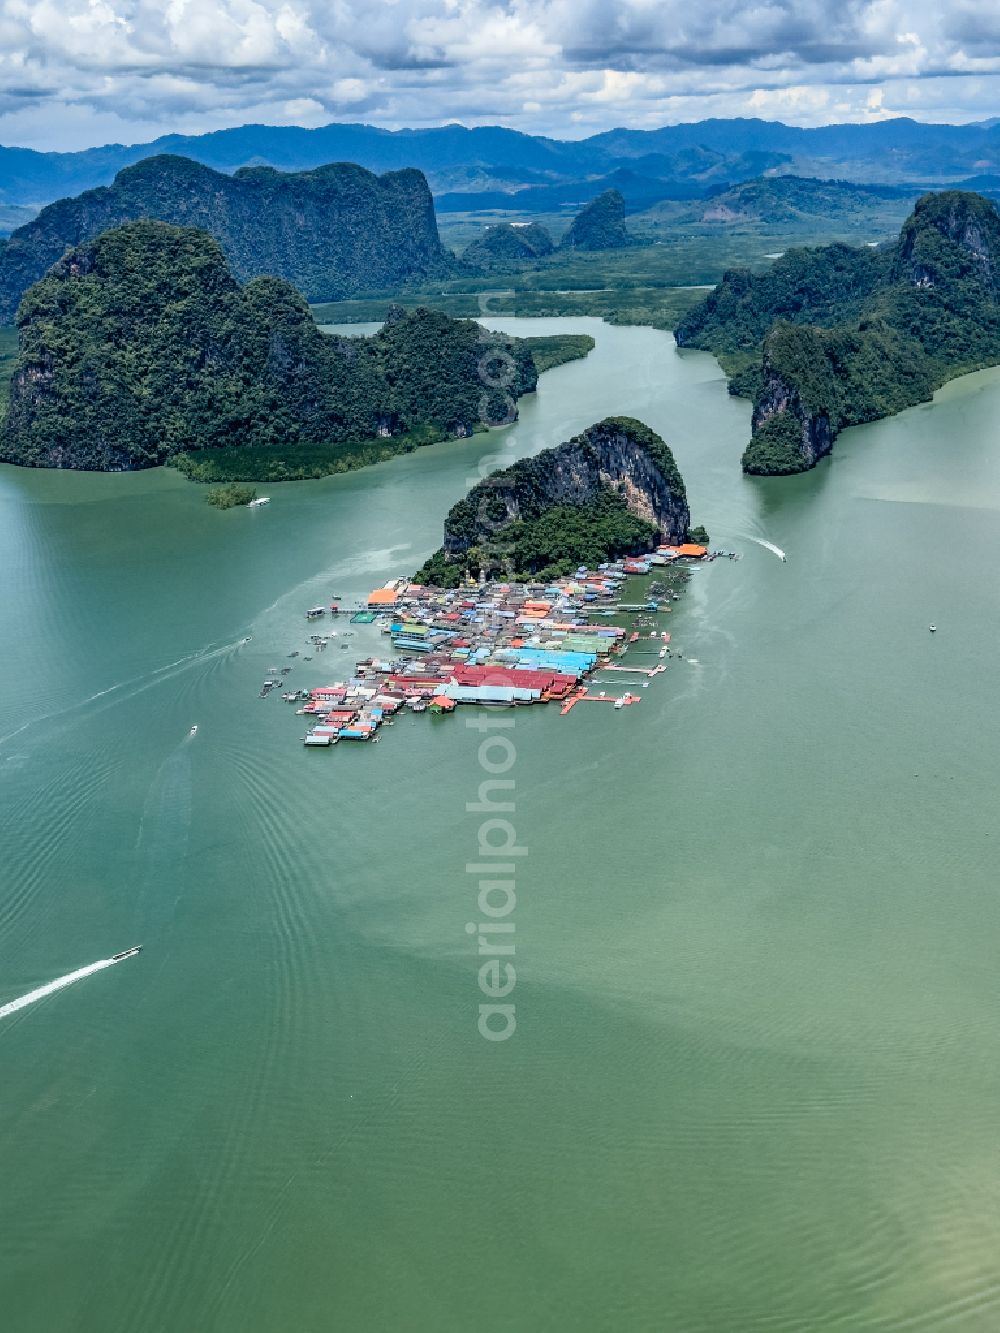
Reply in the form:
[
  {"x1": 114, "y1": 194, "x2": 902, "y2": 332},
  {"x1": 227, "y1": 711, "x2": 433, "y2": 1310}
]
[
  {"x1": 413, "y1": 417, "x2": 694, "y2": 583},
  {"x1": 743, "y1": 323, "x2": 837, "y2": 474},
  {"x1": 443, "y1": 417, "x2": 689, "y2": 554},
  {"x1": 892, "y1": 190, "x2": 1000, "y2": 293},
  {"x1": 742, "y1": 318, "x2": 939, "y2": 475},
  {"x1": 0, "y1": 154, "x2": 455, "y2": 321}
]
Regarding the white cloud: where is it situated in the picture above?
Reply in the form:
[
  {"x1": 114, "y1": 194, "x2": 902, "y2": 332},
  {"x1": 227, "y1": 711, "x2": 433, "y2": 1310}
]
[
  {"x1": 329, "y1": 79, "x2": 369, "y2": 104},
  {"x1": 0, "y1": 0, "x2": 998, "y2": 149},
  {"x1": 282, "y1": 95, "x2": 324, "y2": 119}
]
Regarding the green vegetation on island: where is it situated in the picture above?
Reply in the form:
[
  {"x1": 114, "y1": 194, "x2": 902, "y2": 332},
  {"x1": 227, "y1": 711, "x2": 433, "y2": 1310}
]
[
  {"x1": 520, "y1": 333, "x2": 595, "y2": 373},
  {"x1": 0, "y1": 221, "x2": 550, "y2": 472},
  {"x1": 675, "y1": 242, "x2": 890, "y2": 370},
  {"x1": 0, "y1": 323, "x2": 17, "y2": 415},
  {"x1": 169, "y1": 336, "x2": 593, "y2": 483},
  {"x1": 416, "y1": 490, "x2": 660, "y2": 586},
  {"x1": 560, "y1": 190, "x2": 634, "y2": 252},
  {"x1": 461, "y1": 222, "x2": 554, "y2": 271},
  {"x1": 170, "y1": 424, "x2": 452, "y2": 485},
  {"x1": 0, "y1": 154, "x2": 455, "y2": 322},
  {"x1": 205, "y1": 483, "x2": 257, "y2": 508},
  {"x1": 740, "y1": 408, "x2": 812, "y2": 475},
  {"x1": 415, "y1": 416, "x2": 695, "y2": 584},
  {"x1": 678, "y1": 190, "x2": 1000, "y2": 474}
]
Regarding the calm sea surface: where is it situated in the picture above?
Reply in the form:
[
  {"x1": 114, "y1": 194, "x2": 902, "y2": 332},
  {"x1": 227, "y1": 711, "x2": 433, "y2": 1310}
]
[{"x1": 2, "y1": 318, "x2": 1000, "y2": 1331}]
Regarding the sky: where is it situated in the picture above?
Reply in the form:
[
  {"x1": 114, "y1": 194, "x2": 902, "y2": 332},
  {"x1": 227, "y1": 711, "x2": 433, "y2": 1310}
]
[{"x1": 1, "y1": 0, "x2": 1000, "y2": 151}]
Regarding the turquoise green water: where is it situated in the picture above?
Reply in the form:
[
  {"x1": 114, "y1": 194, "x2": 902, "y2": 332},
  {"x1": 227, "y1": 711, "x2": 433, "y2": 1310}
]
[{"x1": 3, "y1": 319, "x2": 1000, "y2": 1330}]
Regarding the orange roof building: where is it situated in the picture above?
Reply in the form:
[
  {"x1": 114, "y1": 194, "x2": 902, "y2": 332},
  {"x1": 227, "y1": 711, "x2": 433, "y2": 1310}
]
[
  {"x1": 367, "y1": 588, "x2": 400, "y2": 607},
  {"x1": 661, "y1": 544, "x2": 708, "y2": 558}
]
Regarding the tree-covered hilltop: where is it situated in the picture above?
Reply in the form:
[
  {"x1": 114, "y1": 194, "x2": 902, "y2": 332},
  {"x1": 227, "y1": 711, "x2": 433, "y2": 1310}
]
[
  {"x1": 741, "y1": 320, "x2": 940, "y2": 473},
  {"x1": 414, "y1": 417, "x2": 697, "y2": 584},
  {"x1": 166, "y1": 335, "x2": 594, "y2": 484},
  {"x1": 0, "y1": 154, "x2": 456, "y2": 322},
  {"x1": 0, "y1": 221, "x2": 540, "y2": 471},
  {"x1": 461, "y1": 222, "x2": 554, "y2": 271},
  {"x1": 675, "y1": 242, "x2": 890, "y2": 363},
  {"x1": 693, "y1": 175, "x2": 916, "y2": 227},
  {"x1": 677, "y1": 190, "x2": 1000, "y2": 474},
  {"x1": 416, "y1": 490, "x2": 661, "y2": 586},
  {"x1": 560, "y1": 190, "x2": 634, "y2": 252}
]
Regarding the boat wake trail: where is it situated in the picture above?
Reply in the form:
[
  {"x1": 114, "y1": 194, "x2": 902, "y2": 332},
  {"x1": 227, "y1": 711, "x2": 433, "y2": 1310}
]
[
  {"x1": 0, "y1": 636, "x2": 247, "y2": 753},
  {"x1": 133, "y1": 745, "x2": 192, "y2": 939},
  {"x1": 0, "y1": 952, "x2": 136, "y2": 1022},
  {"x1": 744, "y1": 536, "x2": 787, "y2": 562}
]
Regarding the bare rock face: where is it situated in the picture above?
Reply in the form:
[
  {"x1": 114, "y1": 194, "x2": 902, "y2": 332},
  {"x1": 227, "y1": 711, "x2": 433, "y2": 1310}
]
[
  {"x1": 442, "y1": 416, "x2": 690, "y2": 555},
  {"x1": 740, "y1": 319, "x2": 847, "y2": 474},
  {"x1": 751, "y1": 365, "x2": 833, "y2": 471}
]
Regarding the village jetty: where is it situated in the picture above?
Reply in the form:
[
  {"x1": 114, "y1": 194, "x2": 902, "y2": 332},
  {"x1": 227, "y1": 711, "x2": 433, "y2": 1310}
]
[{"x1": 287, "y1": 547, "x2": 717, "y2": 748}]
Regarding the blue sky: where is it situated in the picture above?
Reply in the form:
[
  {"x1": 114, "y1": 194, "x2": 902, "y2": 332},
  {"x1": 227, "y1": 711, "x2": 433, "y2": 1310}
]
[{"x1": 2, "y1": 0, "x2": 999, "y2": 150}]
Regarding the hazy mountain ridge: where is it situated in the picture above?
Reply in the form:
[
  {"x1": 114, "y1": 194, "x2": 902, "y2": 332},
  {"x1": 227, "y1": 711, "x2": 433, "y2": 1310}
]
[{"x1": 6, "y1": 118, "x2": 1000, "y2": 211}]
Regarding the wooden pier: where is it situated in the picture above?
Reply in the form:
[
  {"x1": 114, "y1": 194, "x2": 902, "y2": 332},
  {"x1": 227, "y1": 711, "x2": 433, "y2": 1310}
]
[
  {"x1": 602, "y1": 663, "x2": 667, "y2": 677},
  {"x1": 560, "y1": 690, "x2": 642, "y2": 715}
]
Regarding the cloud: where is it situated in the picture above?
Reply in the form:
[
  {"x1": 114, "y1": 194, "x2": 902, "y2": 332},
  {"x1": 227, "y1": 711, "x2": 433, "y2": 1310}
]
[{"x1": 0, "y1": 0, "x2": 997, "y2": 149}]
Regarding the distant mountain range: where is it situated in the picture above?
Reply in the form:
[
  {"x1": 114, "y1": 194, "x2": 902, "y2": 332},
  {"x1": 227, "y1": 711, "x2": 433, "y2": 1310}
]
[
  {"x1": 6, "y1": 118, "x2": 1000, "y2": 213},
  {"x1": 435, "y1": 165, "x2": 764, "y2": 214}
]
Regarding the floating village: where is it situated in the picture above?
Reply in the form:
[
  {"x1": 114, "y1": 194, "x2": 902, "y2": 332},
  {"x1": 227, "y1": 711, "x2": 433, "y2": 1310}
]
[{"x1": 256, "y1": 543, "x2": 739, "y2": 748}]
